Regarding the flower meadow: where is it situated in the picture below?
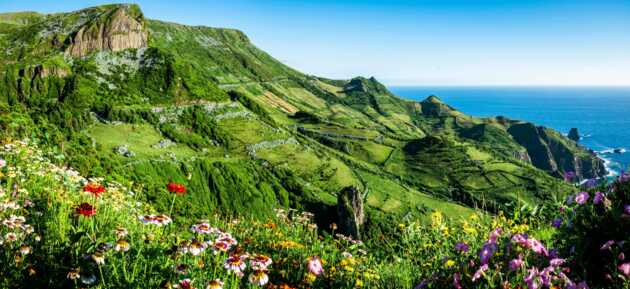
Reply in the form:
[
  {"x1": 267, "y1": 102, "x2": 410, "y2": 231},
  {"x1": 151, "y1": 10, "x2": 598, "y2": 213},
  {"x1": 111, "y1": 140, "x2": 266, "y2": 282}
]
[{"x1": 0, "y1": 140, "x2": 628, "y2": 289}]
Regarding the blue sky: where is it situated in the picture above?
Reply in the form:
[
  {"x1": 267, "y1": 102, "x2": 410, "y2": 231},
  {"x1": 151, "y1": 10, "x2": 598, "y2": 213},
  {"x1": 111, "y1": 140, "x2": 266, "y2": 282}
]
[{"x1": 2, "y1": 0, "x2": 629, "y2": 86}]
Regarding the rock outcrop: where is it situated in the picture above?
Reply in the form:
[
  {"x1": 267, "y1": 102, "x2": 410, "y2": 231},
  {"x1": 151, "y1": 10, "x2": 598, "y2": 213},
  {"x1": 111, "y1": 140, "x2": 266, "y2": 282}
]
[
  {"x1": 66, "y1": 5, "x2": 148, "y2": 57},
  {"x1": 336, "y1": 186, "x2": 365, "y2": 239},
  {"x1": 568, "y1": 128, "x2": 580, "y2": 142},
  {"x1": 507, "y1": 122, "x2": 606, "y2": 180}
]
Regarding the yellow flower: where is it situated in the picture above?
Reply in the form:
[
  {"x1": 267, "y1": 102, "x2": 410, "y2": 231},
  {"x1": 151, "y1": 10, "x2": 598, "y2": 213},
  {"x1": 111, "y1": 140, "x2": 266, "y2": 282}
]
[
  {"x1": 431, "y1": 211, "x2": 443, "y2": 228},
  {"x1": 445, "y1": 260, "x2": 456, "y2": 268}
]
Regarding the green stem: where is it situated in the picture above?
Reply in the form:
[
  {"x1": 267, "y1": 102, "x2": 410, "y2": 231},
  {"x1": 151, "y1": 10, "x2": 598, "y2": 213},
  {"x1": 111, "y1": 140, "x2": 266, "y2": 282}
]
[{"x1": 98, "y1": 265, "x2": 107, "y2": 287}]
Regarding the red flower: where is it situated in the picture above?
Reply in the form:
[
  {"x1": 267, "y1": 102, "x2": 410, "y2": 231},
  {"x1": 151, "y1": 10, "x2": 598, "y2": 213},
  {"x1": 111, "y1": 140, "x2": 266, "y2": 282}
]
[
  {"x1": 75, "y1": 203, "x2": 96, "y2": 217},
  {"x1": 167, "y1": 182, "x2": 186, "y2": 195},
  {"x1": 83, "y1": 183, "x2": 105, "y2": 198}
]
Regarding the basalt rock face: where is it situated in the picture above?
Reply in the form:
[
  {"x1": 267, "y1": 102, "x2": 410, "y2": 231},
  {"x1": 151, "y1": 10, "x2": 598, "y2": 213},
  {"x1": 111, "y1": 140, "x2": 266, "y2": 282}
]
[
  {"x1": 337, "y1": 186, "x2": 365, "y2": 239},
  {"x1": 65, "y1": 5, "x2": 148, "y2": 57},
  {"x1": 507, "y1": 122, "x2": 606, "y2": 180}
]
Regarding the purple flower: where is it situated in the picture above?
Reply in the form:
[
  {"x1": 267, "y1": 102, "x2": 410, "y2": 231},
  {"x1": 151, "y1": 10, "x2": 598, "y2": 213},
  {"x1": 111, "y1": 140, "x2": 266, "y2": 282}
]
[
  {"x1": 524, "y1": 267, "x2": 540, "y2": 289},
  {"x1": 600, "y1": 240, "x2": 615, "y2": 251},
  {"x1": 593, "y1": 192, "x2": 604, "y2": 204},
  {"x1": 551, "y1": 218, "x2": 563, "y2": 228},
  {"x1": 566, "y1": 194, "x2": 575, "y2": 205},
  {"x1": 576, "y1": 281, "x2": 590, "y2": 289},
  {"x1": 575, "y1": 192, "x2": 589, "y2": 205},
  {"x1": 479, "y1": 243, "x2": 497, "y2": 265},
  {"x1": 624, "y1": 205, "x2": 630, "y2": 215},
  {"x1": 564, "y1": 171, "x2": 576, "y2": 182},
  {"x1": 584, "y1": 178, "x2": 597, "y2": 188},
  {"x1": 549, "y1": 258, "x2": 566, "y2": 267},
  {"x1": 472, "y1": 264, "x2": 488, "y2": 282},
  {"x1": 455, "y1": 242, "x2": 469, "y2": 253},
  {"x1": 512, "y1": 233, "x2": 529, "y2": 246},
  {"x1": 540, "y1": 266, "x2": 554, "y2": 287},
  {"x1": 508, "y1": 254, "x2": 524, "y2": 271}
]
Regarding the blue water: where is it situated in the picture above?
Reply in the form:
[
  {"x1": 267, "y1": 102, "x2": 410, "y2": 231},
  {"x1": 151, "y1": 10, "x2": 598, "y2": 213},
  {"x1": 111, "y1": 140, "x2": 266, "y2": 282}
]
[{"x1": 389, "y1": 86, "x2": 630, "y2": 176}]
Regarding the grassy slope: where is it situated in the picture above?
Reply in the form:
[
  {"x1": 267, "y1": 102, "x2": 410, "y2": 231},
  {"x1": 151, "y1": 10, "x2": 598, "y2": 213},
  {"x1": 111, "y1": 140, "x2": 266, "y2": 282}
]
[{"x1": 0, "y1": 4, "x2": 590, "y2": 227}]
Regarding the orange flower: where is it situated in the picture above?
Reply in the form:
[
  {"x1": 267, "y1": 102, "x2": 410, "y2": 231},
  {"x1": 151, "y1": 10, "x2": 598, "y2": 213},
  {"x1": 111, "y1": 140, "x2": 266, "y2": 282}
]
[{"x1": 83, "y1": 183, "x2": 105, "y2": 198}]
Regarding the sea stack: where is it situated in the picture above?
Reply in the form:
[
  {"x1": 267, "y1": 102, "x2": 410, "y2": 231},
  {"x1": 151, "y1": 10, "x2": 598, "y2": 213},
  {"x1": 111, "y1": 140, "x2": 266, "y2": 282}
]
[{"x1": 568, "y1": 128, "x2": 580, "y2": 142}]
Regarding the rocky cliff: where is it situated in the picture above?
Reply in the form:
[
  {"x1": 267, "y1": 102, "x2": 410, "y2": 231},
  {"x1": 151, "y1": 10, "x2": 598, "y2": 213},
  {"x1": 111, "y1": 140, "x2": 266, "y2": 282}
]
[
  {"x1": 507, "y1": 122, "x2": 605, "y2": 180},
  {"x1": 65, "y1": 4, "x2": 147, "y2": 57}
]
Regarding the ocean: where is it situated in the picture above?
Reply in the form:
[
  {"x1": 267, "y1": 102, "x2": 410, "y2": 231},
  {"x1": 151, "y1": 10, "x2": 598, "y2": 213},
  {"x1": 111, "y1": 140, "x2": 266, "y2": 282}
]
[{"x1": 389, "y1": 86, "x2": 630, "y2": 177}]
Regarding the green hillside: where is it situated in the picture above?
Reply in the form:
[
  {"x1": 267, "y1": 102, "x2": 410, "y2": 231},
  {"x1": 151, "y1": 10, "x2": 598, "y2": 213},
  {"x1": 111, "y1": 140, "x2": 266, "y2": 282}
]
[{"x1": 0, "y1": 3, "x2": 605, "y2": 233}]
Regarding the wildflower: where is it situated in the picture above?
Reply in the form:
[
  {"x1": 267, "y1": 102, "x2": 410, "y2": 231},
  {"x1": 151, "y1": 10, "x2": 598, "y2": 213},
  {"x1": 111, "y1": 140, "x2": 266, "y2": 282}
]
[
  {"x1": 430, "y1": 211, "x2": 443, "y2": 227},
  {"x1": 472, "y1": 264, "x2": 489, "y2": 282},
  {"x1": 488, "y1": 227, "x2": 502, "y2": 243},
  {"x1": 453, "y1": 272, "x2": 462, "y2": 289},
  {"x1": 91, "y1": 251, "x2": 105, "y2": 265},
  {"x1": 5, "y1": 232, "x2": 18, "y2": 242},
  {"x1": 67, "y1": 268, "x2": 80, "y2": 280},
  {"x1": 175, "y1": 279, "x2": 196, "y2": 289},
  {"x1": 187, "y1": 239, "x2": 206, "y2": 256},
  {"x1": 444, "y1": 259, "x2": 456, "y2": 268},
  {"x1": 524, "y1": 267, "x2": 540, "y2": 289},
  {"x1": 619, "y1": 262, "x2": 630, "y2": 277},
  {"x1": 342, "y1": 251, "x2": 353, "y2": 258},
  {"x1": 224, "y1": 255, "x2": 247, "y2": 273},
  {"x1": 174, "y1": 264, "x2": 189, "y2": 275},
  {"x1": 0, "y1": 159, "x2": 6, "y2": 168},
  {"x1": 115, "y1": 239, "x2": 130, "y2": 252},
  {"x1": 593, "y1": 192, "x2": 604, "y2": 204},
  {"x1": 551, "y1": 218, "x2": 563, "y2": 228},
  {"x1": 138, "y1": 214, "x2": 172, "y2": 226},
  {"x1": 191, "y1": 222, "x2": 220, "y2": 235},
  {"x1": 216, "y1": 234, "x2": 237, "y2": 246},
  {"x1": 75, "y1": 203, "x2": 96, "y2": 217},
  {"x1": 574, "y1": 192, "x2": 589, "y2": 205},
  {"x1": 167, "y1": 182, "x2": 186, "y2": 195},
  {"x1": 479, "y1": 242, "x2": 497, "y2": 265},
  {"x1": 81, "y1": 273, "x2": 97, "y2": 285},
  {"x1": 619, "y1": 252, "x2": 625, "y2": 260},
  {"x1": 83, "y1": 183, "x2": 105, "y2": 198},
  {"x1": 19, "y1": 244, "x2": 31, "y2": 255},
  {"x1": 250, "y1": 254, "x2": 273, "y2": 270},
  {"x1": 455, "y1": 242, "x2": 470, "y2": 253},
  {"x1": 248, "y1": 270, "x2": 269, "y2": 286},
  {"x1": 307, "y1": 256, "x2": 324, "y2": 276},
  {"x1": 206, "y1": 279, "x2": 223, "y2": 289},
  {"x1": 113, "y1": 227, "x2": 128, "y2": 238},
  {"x1": 600, "y1": 240, "x2": 615, "y2": 251},
  {"x1": 509, "y1": 254, "x2": 524, "y2": 271},
  {"x1": 211, "y1": 241, "x2": 231, "y2": 253},
  {"x1": 528, "y1": 238, "x2": 549, "y2": 256},
  {"x1": 625, "y1": 205, "x2": 630, "y2": 215},
  {"x1": 549, "y1": 258, "x2": 566, "y2": 267}
]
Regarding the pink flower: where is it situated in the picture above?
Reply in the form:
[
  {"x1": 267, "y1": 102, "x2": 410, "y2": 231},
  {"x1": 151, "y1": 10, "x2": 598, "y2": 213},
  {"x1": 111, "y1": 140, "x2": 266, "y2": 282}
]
[
  {"x1": 528, "y1": 238, "x2": 549, "y2": 256},
  {"x1": 549, "y1": 258, "x2": 566, "y2": 267},
  {"x1": 488, "y1": 227, "x2": 502, "y2": 243},
  {"x1": 509, "y1": 254, "x2": 524, "y2": 271},
  {"x1": 619, "y1": 262, "x2": 630, "y2": 277},
  {"x1": 600, "y1": 240, "x2": 615, "y2": 251},
  {"x1": 453, "y1": 272, "x2": 462, "y2": 289},
  {"x1": 593, "y1": 192, "x2": 604, "y2": 204},
  {"x1": 307, "y1": 256, "x2": 323, "y2": 276},
  {"x1": 524, "y1": 267, "x2": 540, "y2": 289},
  {"x1": 574, "y1": 192, "x2": 589, "y2": 205},
  {"x1": 472, "y1": 264, "x2": 488, "y2": 282}
]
